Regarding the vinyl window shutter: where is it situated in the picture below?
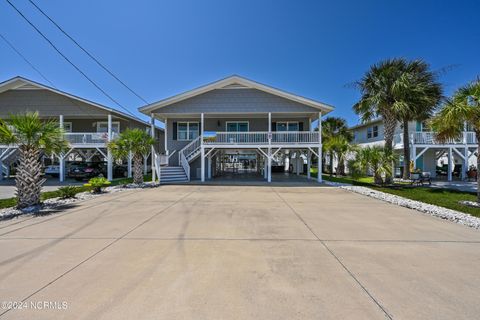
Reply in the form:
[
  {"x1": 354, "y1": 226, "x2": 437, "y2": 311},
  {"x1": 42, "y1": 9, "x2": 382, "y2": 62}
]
[
  {"x1": 172, "y1": 122, "x2": 177, "y2": 140},
  {"x1": 271, "y1": 122, "x2": 276, "y2": 131},
  {"x1": 299, "y1": 122, "x2": 304, "y2": 131}
]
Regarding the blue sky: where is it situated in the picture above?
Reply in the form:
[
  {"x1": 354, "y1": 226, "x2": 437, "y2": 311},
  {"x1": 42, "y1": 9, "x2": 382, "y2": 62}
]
[{"x1": 1, "y1": 0, "x2": 479, "y2": 126}]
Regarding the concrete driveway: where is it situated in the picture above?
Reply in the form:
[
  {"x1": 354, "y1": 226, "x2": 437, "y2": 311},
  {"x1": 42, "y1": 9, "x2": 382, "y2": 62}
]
[{"x1": 0, "y1": 185, "x2": 479, "y2": 320}]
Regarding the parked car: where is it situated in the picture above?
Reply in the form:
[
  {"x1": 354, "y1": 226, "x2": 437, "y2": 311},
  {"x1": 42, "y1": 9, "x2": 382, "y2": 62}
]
[
  {"x1": 44, "y1": 165, "x2": 60, "y2": 177},
  {"x1": 68, "y1": 162, "x2": 106, "y2": 181}
]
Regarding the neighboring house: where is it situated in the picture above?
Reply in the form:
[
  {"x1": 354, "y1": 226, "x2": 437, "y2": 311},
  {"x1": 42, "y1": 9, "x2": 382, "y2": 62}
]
[
  {"x1": 139, "y1": 75, "x2": 333, "y2": 183},
  {"x1": 0, "y1": 76, "x2": 164, "y2": 181},
  {"x1": 350, "y1": 118, "x2": 478, "y2": 181}
]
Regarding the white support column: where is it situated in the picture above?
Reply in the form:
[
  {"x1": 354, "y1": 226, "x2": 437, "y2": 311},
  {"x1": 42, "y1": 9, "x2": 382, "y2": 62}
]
[
  {"x1": 448, "y1": 147, "x2": 453, "y2": 181},
  {"x1": 207, "y1": 154, "x2": 212, "y2": 179},
  {"x1": 164, "y1": 117, "x2": 168, "y2": 155},
  {"x1": 107, "y1": 114, "x2": 113, "y2": 181},
  {"x1": 150, "y1": 114, "x2": 156, "y2": 182},
  {"x1": 296, "y1": 152, "x2": 300, "y2": 175},
  {"x1": 200, "y1": 113, "x2": 205, "y2": 182},
  {"x1": 59, "y1": 155, "x2": 65, "y2": 182},
  {"x1": 201, "y1": 147, "x2": 205, "y2": 182},
  {"x1": 412, "y1": 146, "x2": 416, "y2": 172},
  {"x1": 317, "y1": 112, "x2": 322, "y2": 183},
  {"x1": 307, "y1": 150, "x2": 311, "y2": 179},
  {"x1": 462, "y1": 147, "x2": 468, "y2": 180},
  {"x1": 127, "y1": 151, "x2": 132, "y2": 178},
  {"x1": 144, "y1": 155, "x2": 148, "y2": 175},
  {"x1": 263, "y1": 155, "x2": 267, "y2": 179},
  {"x1": 59, "y1": 115, "x2": 64, "y2": 182},
  {"x1": 267, "y1": 148, "x2": 272, "y2": 183},
  {"x1": 268, "y1": 112, "x2": 272, "y2": 145}
]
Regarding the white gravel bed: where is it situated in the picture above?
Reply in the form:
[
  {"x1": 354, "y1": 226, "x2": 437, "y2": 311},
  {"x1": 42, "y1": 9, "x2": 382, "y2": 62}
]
[
  {"x1": 0, "y1": 182, "x2": 159, "y2": 221},
  {"x1": 324, "y1": 180, "x2": 480, "y2": 229}
]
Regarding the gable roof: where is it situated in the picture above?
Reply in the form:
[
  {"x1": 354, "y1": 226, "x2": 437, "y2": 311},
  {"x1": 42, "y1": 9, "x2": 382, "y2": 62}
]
[
  {"x1": 0, "y1": 76, "x2": 162, "y2": 130},
  {"x1": 138, "y1": 75, "x2": 334, "y2": 114}
]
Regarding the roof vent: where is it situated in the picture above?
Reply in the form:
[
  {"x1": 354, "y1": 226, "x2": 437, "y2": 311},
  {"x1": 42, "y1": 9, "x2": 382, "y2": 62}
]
[
  {"x1": 220, "y1": 83, "x2": 249, "y2": 89},
  {"x1": 14, "y1": 83, "x2": 41, "y2": 90}
]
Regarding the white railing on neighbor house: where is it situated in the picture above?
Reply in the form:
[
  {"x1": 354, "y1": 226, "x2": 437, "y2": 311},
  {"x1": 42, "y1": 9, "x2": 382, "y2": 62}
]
[
  {"x1": 412, "y1": 131, "x2": 477, "y2": 145},
  {"x1": 63, "y1": 132, "x2": 118, "y2": 145},
  {"x1": 203, "y1": 131, "x2": 320, "y2": 145},
  {"x1": 180, "y1": 152, "x2": 190, "y2": 181}
]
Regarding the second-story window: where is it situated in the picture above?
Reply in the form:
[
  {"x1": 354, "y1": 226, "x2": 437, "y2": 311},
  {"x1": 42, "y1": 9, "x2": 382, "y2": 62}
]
[
  {"x1": 226, "y1": 121, "x2": 249, "y2": 132},
  {"x1": 276, "y1": 121, "x2": 299, "y2": 131},
  {"x1": 177, "y1": 122, "x2": 199, "y2": 141},
  {"x1": 97, "y1": 122, "x2": 120, "y2": 133},
  {"x1": 367, "y1": 125, "x2": 378, "y2": 139}
]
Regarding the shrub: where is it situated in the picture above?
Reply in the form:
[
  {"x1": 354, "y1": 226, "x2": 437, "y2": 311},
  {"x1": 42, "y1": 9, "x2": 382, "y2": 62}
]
[
  {"x1": 58, "y1": 186, "x2": 79, "y2": 199},
  {"x1": 84, "y1": 177, "x2": 111, "y2": 194}
]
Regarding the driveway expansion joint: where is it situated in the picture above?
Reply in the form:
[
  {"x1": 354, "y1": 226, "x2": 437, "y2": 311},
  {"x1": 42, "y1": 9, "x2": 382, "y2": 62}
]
[{"x1": 271, "y1": 187, "x2": 394, "y2": 320}]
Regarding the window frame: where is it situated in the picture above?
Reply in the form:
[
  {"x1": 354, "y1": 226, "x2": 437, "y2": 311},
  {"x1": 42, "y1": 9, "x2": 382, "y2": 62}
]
[
  {"x1": 177, "y1": 121, "x2": 200, "y2": 141},
  {"x1": 96, "y1": 121, "x2": 120, "y2": 133},
  {"x1": 225, "y1": 121, "x2": 249, "y2": 132},
  {"x1": 367, "y1": 125, "x2": 379, "y2": 139},
  {"x1": 276, "y1": 121, "x2": 299, "y2": 132},
  {"x1": 63, "y1": 122, "x2": 72, "y2": 133}
]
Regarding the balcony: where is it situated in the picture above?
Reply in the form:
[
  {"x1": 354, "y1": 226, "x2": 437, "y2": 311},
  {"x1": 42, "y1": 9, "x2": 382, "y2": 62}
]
[
  {"x1": 412, "y1": 131, "x2": 477, "y2": 145},
  {"x1": 203, "y1": 131, "x2": 320, "y2": 146},
  {"x1": 63, "y1": 132, "x2": 118, "y2": 146}
]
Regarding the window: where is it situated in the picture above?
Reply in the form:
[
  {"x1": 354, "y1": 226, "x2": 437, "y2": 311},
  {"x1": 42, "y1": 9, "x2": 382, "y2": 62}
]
[
  {"x1": 63, "y1": 122, "x2": 72, "y2": 133},
  {"x1": 97, "y1": 121, "x2": 120, "y2": 133},
  {"x1": 226, "y1": 121, "x2": 249, "y2": 132},
  {"x1": 276, "y1": 121, "x2": 299, "y2": 131},
  {"x1": 367, "y1": 125, "x2": 378, "y2": 139},
  {"x1": 177, "y1": 122, "x2": 199, "y2": 141}
]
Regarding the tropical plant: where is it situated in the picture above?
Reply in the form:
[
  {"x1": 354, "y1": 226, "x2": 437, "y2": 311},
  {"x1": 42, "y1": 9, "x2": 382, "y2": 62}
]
[
  {"x1": 431, "y1": 77, "x2": 480, "y2": 202},
  {"x1": 392, "y1": 60, "x2": 443, "y2": 179},
  {"x1": 0, "y1": 112, "x2": 68, "y2": 208},
  {"x1": 353, "y1": 58, "x2": 410, "y2": 183},
  {"x1": 321, "y1": 117, "x2": 352, "y2": 175},
  {"x1": 323, "y1": 135, "x2": 355, "y2": 176},
  {"x1": 58, "y1": 185, "x2": 79, "y2": 199},
  {"x1": 108, "y1": 128, "x2": 154, "y2": 184},
  {"x1": 355, "y1": 146, "x2": 396, "y2": 185},
  {"x1": 85, "y1": 177, "x2": 111, "y2": 194}
]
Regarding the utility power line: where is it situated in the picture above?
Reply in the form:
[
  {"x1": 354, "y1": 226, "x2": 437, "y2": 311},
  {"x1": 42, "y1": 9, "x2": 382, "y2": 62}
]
[
  {"x1": 27, "y1": 0, "x2": 150, "y2": 105},
  {"x1": 4, "y1": 0, "x2": 139, "y2": 119},
  {"x1": 0, "y1": 32, "x2": 54, "y2": 86}
]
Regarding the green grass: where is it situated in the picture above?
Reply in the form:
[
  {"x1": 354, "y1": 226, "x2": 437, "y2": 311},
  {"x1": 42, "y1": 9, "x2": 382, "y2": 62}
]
[
  {"x1": 0, "y1": 174, "x2": 153, "y2": 210},
  {"x1": 318, "y1": 172, "x2": 480, "y2": 218}
]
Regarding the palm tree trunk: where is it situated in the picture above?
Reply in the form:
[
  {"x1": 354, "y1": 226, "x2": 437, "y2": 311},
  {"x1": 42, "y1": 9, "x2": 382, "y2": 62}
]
[
  {"x1": 15, "y1": 145, "x2": 45, "y2": 208},
  {"x1": 383, "y1": 114, "x2": 397, "y2": 184},
  {"x1": 477, "y1": 136, "x2": 480, "y2": 203},
  {"x1": 133, "y1": 154, "x2": 144, "y2": 184},
  {"x1": 402, "y1": 119, "x2": 411, "y2": 180},
  {"x1": 329, "y1": 151, "x2": 334, "y2": 176}
]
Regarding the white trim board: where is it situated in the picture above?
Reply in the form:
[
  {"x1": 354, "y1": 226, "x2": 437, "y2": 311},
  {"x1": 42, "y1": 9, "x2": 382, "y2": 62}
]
[{"x1": 139, "y1": 75, "x2": 334, "y2": 114}]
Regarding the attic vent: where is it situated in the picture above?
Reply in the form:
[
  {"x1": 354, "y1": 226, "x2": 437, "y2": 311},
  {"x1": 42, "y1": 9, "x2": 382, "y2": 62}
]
[
  {"x1": 14, "y1": 84, "x2": 41, "y2": 90},
  {"x1": 220, "y1": 83, "x2": 249, "y2": 89}
]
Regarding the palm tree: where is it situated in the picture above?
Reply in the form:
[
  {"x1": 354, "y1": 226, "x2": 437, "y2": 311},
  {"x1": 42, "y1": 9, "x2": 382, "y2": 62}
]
[
  {"x1": 356, "y1": 146, "x2": 395, "y2": 185},
  {"x1": 321, "y1": 117, "x2": 352, "y2": 175},
  {"x1": 431, "y1": 78, "x2": 480, "y2": 201},
  {"x1": 108, "y1": 128, "x2": 155, "y2": 184},
  {"x1": 392, "y1": 60, "x2": 443, "y2": 179},
  {"x1": 354, "y1": 58, "x2": 409, "y2": 183},
  {"x1": 323, "y1": 135, "x2": 354, "y2": 176},
  {"x1": 0, "y1": 112, "x2": 68, "y2": 208}
]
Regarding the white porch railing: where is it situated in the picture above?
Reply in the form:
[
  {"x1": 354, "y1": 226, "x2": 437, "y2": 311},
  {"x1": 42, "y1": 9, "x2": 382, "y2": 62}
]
[
  {"x1": 203, "y1": 131, "x2": 320, "y2": 145},
  {"x1": 412, "y1": 131, "x2": 477, "y2": 145},
  {"x1": 177, "y1": 136, "x2": 201, "y2": 180},
  {"x1": 63, "y1": 132, "x2": 118, "y2": 145}
]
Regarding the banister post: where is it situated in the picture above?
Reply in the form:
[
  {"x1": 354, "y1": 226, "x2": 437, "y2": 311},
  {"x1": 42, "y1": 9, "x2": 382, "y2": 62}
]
[
  {"x1": 107, "y1": 114, "x2": 113, "y2": 181},
  {"x1": 318, "y1": 112, "x2": 322, "y2": 183},
  {"x1": 150, "y1": 113, "x2": 156, "y2": 182},
  {"x1": 201, "y1": 113, "x2": 205, "y2": 182}
]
